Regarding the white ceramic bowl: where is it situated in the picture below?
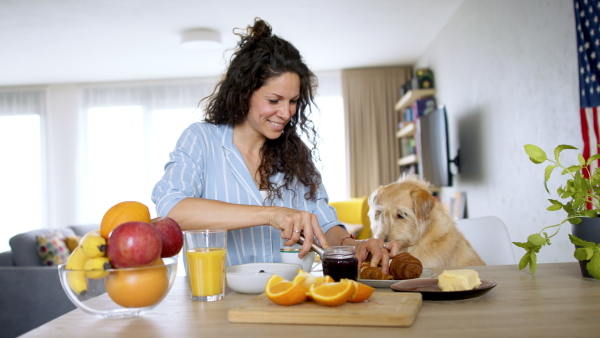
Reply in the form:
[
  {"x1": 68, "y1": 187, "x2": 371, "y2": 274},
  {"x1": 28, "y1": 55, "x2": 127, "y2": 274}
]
[
  {"x1": 58, "y1": 256, "x2": 178, "y2": 319},
  {"x1": 226, "y1": 262, "x2": 302, "y2": 294}
]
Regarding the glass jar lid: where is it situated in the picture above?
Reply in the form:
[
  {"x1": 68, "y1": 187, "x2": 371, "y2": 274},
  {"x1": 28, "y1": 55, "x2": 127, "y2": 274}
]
[{"x1": 323, "y1": 245, "x2": 356, "y2": 259}]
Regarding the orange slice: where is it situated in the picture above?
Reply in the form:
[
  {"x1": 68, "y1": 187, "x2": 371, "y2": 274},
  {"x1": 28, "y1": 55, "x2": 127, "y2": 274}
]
[
  {"x1": 293, "y1": 270, "x2": 334, "y2": 291},
  {"x1": 347, "y1": 280, "x2": 375, "y2": 303},
  {"x1": 265, "y1": 274, "x2": 307, "y2": 306},
  {"x1": 308, "y1": 279, "x2": 356, "y2": 307}
]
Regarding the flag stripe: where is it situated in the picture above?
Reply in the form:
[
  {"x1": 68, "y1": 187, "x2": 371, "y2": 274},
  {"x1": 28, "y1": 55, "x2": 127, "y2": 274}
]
[{"x1": 575, "y1": 0, "x2": 600, "y2": 180}]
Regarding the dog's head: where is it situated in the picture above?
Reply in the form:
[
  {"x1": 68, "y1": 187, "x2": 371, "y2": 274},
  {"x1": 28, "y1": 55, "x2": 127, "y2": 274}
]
[{"x1": 368, "y1": 174, "x2": 437, "y2": 250}]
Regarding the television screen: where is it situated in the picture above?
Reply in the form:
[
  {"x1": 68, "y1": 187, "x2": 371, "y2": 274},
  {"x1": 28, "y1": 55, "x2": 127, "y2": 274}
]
[{"x1": 417, "y1": 106, "x2": 453, "y2": 187}]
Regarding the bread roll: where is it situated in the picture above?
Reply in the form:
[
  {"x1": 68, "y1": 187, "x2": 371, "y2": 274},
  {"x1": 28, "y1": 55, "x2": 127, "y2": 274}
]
[
  {"x1": 359, "y1": 262, "x2": 393, "y2": 280},
  {"x1": 390, "y1": 252, "x2": 423, "y2": 280}
]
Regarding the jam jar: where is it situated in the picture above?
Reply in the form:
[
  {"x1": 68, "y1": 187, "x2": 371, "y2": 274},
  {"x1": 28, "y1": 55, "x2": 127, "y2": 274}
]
[{"x1": 322, "y1": 246, "x2": 358, "y2": 281}]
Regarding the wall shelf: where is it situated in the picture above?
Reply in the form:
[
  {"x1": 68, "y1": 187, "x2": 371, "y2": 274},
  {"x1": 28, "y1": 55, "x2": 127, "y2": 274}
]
[
  {"x1": 394, "y1": 88, "x2": 436, "y2": 111},
  {"x1": 396, "y1": 122, "x2": 415, "y2": 138},
  {"x1": 397, "y1": 154, "x2": 418, "y2": 166}
]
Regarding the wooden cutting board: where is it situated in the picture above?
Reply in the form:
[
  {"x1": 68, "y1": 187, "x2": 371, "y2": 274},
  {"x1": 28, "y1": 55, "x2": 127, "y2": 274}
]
[{"x1": 228, "y1": 292, "x2": 422, "y2": 327}]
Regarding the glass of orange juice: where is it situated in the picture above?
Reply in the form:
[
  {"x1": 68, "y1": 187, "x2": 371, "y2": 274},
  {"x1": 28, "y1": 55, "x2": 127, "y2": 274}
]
[{"x1": 183, "y1": 229, "x2": 227, "y2": 301}]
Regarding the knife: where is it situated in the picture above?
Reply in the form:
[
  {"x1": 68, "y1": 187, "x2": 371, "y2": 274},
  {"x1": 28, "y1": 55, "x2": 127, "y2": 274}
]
[{"x1": 298, "y1": 235, "x2": 325, "y2": 257}]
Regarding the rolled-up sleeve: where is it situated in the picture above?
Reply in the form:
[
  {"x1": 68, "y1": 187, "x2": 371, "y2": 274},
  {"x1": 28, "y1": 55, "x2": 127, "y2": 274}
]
[
  {"x1": 312, "y1": 183, "x2": 346, "y2": 235},
  {"x1": 152, "y1": 125, "x2": 205, "y2": 217}
]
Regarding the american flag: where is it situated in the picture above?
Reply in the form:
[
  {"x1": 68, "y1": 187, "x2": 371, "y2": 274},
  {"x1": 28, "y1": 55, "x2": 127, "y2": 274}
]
[{"x1": 577, "y1": 0, "x2": 600, "y2": 175}]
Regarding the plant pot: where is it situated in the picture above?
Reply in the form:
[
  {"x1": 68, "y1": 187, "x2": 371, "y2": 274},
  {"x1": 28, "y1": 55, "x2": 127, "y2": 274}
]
[{"x1": 571, "y1": 217, "x2": 600, "y2": 278}]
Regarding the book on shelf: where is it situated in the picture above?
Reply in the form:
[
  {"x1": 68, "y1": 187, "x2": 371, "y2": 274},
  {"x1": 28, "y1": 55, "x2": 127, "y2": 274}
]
[
  {"x1": 399, "y1": 137, "x2": 416, "y2": 156},
  {"x1": 412, "y1": 97, "x2": 436, "y2": 118},
  {"x1": 400, "y1": 97, "x2": 437, "y2": 123}
]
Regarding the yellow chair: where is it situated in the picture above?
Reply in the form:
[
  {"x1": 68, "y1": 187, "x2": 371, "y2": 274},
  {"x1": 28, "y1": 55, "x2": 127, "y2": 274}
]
[{"x1": 329, "y1": 197, "x2": 371, "y2": 240}]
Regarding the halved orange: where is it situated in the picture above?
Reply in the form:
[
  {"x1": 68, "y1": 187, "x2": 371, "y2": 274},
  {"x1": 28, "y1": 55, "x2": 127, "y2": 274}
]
[
  {"x1": 309, "y1": 279, "x2": 356, "y2": 307},
  {"x1": 265, "y1": 274, "x2": 307, "y2": 306},
  {"x1": 347, "y1": 280, "x2": 375, "y2": 303},
  {"x1": 292, "y1": 270, "x2": 334, "y2": 295}
]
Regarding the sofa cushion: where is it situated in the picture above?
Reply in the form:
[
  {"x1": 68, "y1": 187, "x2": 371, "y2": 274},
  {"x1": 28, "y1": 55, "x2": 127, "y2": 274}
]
[
  {"x1": 9, "y1": 228, "x2": 76, "y2": 266},
  {"x1": 64, "y1": 235, "x2": 81, "y2": 252},
  {"x1": 35, "y1": 232, "x2": 70, "y2": 266},
  {"x1": 0, "y1": 251, "x2": 13, "y2": 266},
  {"x1": 69, "y1": 224, "x2": 100, "y2": 237}
]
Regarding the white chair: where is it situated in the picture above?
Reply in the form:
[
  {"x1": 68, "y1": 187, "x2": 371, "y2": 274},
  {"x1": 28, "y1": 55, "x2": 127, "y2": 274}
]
[{"x1": 455, "y1": 216, "x2": 517, "y2": 265}]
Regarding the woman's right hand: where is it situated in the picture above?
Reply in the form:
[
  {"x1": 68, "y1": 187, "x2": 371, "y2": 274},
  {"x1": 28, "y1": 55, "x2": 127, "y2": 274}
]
[{"x1": 269, "y1": 207, "x2": 329, "y2": 258}]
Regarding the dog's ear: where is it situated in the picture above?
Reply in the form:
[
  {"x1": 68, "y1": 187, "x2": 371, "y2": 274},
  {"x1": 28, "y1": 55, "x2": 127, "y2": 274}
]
[
  {"x1": 368, "y1": 186, "x2": 382, "y2": 206},
  {"x1": 410, "y1": 188, "x2": 436, "y2": 221}
]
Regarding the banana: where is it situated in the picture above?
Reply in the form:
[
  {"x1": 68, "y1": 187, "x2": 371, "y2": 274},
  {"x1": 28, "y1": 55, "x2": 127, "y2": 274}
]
[
  {"x1": 84, "y1": 256, "x2": 111, "y2": 279},
  {"x1": 65, "y1": 246, "x2": 88, "y2": 296},
  {"x1": 79, "y1": 230, "x2": 107, "y2": 258}
]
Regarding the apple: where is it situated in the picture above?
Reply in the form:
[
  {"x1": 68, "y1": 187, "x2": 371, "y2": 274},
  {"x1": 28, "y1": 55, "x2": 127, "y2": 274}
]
[
  {"x1": 107, "y1": 221, "x2": 162, "y2": 268},
  {"x1": 151, "y1": 217, "x2": 184, "y2": 258}
]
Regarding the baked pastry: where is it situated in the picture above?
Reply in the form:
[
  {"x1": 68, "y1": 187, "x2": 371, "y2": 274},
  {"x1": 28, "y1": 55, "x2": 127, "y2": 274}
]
[
  {"x1": 359, "y1": 262, "x2": 393, "y2": 280},
  {"x1": 390, "y1": 252, "x2": 423, "y2": 280}
]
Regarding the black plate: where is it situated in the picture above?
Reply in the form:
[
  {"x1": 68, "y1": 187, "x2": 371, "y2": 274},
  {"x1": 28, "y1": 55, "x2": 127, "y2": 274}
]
[{"x1": 390, "y1": 278, "x2": 497, "y2": 301}]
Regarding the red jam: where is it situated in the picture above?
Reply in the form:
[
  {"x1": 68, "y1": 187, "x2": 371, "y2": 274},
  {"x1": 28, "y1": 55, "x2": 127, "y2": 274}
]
[{"x1": 322, "y1": 246, "x2": 358, "y2": 281}]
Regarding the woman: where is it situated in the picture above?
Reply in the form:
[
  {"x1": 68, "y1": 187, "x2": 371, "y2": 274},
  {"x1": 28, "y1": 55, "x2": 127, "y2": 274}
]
[{"x1": 152, "y1": 18, "x2": 398, "y2": 273}]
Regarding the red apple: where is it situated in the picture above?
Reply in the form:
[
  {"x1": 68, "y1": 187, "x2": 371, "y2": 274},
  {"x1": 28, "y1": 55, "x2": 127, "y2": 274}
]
[
  {"x1": 107, "y1": 221, "x2": 162, "y2": 268},
  {"x1": 151, "y1": 217, "x2": 184, "y2": 257}
]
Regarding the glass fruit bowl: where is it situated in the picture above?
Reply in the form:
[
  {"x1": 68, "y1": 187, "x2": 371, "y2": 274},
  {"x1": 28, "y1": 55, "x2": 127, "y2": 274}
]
[{"x1": 58, "y1": 256, "x2": 178, "y2": 319}]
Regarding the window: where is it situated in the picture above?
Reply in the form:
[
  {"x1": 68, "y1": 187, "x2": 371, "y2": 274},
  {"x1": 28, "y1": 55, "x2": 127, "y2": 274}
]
[
  {"x1": 0, "y1": 115, "x2": 42, "y2": 251},
  {"x1": 313, "y1": 96, "x2": 347, "y2": 202},
  {"x1": 81, "y1": 106, "x2": 202, "y2": 224}
]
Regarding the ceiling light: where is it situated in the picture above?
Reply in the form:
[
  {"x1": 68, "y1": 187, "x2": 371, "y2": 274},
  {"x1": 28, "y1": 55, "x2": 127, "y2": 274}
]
[{"x1": 180, "y1": 28, "x2": 222, "y2": 51}]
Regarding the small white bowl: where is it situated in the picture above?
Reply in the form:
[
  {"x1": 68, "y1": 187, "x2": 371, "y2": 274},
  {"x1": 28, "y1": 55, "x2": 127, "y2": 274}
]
[{"x1": 226, "y1": 263, "x2": 302, "y2": 294}]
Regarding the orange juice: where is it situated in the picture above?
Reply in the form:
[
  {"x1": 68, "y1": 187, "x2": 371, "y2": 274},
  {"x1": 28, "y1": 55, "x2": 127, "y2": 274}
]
[{"x1": 186, "y1": 248, "x2": 226, "y2": 297}]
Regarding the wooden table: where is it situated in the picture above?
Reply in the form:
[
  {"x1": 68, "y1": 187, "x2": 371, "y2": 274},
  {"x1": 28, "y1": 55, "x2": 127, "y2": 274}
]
[{"x1": 23, "y1": 263, "x2": 600, "y2": 337}]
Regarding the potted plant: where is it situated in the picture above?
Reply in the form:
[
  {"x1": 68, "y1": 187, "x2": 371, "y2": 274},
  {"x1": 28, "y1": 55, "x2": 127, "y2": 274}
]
[{"x1": 514, "y1": 144, "x2": 600, "y2": 279}]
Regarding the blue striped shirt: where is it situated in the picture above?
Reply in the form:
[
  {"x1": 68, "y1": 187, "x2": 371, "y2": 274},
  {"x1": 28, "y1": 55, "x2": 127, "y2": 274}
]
[{"x1": 151, "y1": 122, "x2": 342, "y2": 266}]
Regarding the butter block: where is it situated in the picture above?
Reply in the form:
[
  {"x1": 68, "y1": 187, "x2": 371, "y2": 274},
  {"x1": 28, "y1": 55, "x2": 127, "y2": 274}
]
[{"x1": 438, "y1": 269, "x2": 482, "y2": 292}]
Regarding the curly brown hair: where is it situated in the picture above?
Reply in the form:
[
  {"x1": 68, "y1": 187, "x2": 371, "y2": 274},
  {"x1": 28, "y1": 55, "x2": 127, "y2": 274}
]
[{"x1": 203, "y1": 18, "x2": 321, "y2": 202}]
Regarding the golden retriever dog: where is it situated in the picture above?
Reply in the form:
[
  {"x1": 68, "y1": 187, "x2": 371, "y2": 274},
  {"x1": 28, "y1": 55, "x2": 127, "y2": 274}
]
[{"x1": 368, "y1": 174, "x2": 485, "y2": 268}]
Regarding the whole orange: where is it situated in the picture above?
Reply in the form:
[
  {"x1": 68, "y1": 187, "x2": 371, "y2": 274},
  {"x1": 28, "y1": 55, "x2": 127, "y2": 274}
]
[
  {"x1": 105, "y1": 259, "x2": 170, "y2": 308},
  {"x1": 100, "y1": 201, "x2": 151, "y2": 239}
]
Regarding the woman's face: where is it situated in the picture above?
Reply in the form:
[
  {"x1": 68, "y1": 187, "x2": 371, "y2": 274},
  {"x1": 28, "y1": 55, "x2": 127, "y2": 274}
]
[{"x1": 246, "y1": 72, "x2": 300, "y2": 140}]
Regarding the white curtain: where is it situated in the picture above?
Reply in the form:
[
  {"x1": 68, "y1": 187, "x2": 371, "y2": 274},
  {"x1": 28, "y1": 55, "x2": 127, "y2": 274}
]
[
  {"x1": 0, "y1": 88, "x2": 45, "y2": 116},
  {"x1": 81, "y1": 78, "x2": 219, "y2": 110},
  {"x1": 0, "y1": 88, "x2": 45, "y2": 251}
]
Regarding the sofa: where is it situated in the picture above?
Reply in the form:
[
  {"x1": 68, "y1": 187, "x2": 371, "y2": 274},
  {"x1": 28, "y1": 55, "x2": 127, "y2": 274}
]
[
  {"x1": 0, "y1": 224, "x2": 98, "y2": 338},
  {"x1": 329, "y1": 197, "x2": 372, "y2": 239}
]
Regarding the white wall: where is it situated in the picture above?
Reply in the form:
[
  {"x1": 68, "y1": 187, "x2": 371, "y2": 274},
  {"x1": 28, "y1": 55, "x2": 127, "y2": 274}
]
[{"x1": 416, "y1": 0, "x2": 579, "y2": 263}]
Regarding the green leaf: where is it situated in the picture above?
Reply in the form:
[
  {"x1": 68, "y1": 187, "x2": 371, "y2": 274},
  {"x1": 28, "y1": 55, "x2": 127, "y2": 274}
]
[
  {"x1": 544, "y1": 165, "x2": 556, "y2": 191},
  {"x1": 586, "y1": 251, "x2": 600, "y2": 279},
  {"x1": 525, "y1": 144, "x2": 547, "y2": 164},
  {"x1": 518, "y1": 252, "x2": 530, "y2": 270},
  {"x1": 528, "y1": 233, "x2": 546, "y2": 246},
  {"x1": 529, "y1": 252, "x2": 537, "y2": 274},
  {"x1": 513, "y1": 241, "x2": 532, "y2": 250},
  {"x1": 578, "y1": 153, "x2": 586, "y2": 166},
  {"x1": 574, "y1": 247, "x2": 594, "y2": 260},
  {"x1": 554, "y1": 144, "x2": 577, "y2": 162},
  {"x1": 546, "y1": 199, "x2": 563, "y2": 211},
  {"x1": 569, "y1": 234, "x2": 596, "y2": 247},
  {"x1": 562, "y1": 165, "x2": 583, "y2": 175},
  {"x1": 587, "y1": 153, "x2": 600, "y2": 165}
]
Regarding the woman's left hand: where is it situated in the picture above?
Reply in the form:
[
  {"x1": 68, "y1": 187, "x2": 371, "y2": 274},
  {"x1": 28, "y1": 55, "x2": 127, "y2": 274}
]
[{"x1": 353, "y1": 238, "x2": 401, "y2": 275}]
